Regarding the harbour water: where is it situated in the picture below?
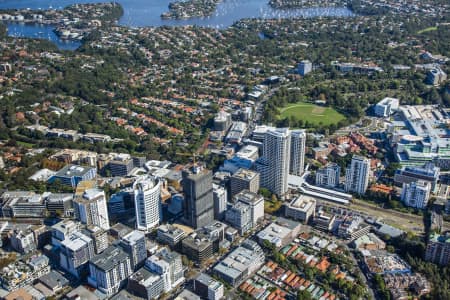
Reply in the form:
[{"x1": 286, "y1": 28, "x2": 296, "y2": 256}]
[{"x1": 0, "y1": 0, "x2": 354, "y2": 49}]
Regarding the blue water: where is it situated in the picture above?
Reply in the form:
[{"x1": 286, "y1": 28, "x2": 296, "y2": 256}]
[
  {"x1": 0, "y1": 0, "x2": 354, "y2": 49},
  {"x1": 6, "y1": 23, "x2": 82, "y2": 50}
]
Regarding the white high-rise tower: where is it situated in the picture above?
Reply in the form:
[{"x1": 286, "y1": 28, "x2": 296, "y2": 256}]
[
  {"x1": 134, "y1": 175, "x2": 162, "y2": 232},
  {"x1": 74, "y1": 188, "x2": 110, "y2": 230},
  {"x1": 345, "y1": 155, "x2": 371, "y2": 195},
  {"x1": 290, "y1": 129, "x2": 306, "y2": 176},
  {"x1": 257, "y1": 128, "x2": 291, "y2": 197}
]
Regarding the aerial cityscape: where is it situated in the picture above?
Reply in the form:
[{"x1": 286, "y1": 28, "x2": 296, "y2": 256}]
[{"x1": 0, "y1": 0, "x2": 448, "y2": 300}]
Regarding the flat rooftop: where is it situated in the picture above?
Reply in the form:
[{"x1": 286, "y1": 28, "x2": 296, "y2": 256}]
[{"x1": 90, "y1": 246, "x2": 129, "y2": 271}]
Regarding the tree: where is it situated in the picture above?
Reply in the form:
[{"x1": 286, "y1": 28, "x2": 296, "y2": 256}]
[{"x1": 297, "y1": 290, "x2": 312, "y2": 300}]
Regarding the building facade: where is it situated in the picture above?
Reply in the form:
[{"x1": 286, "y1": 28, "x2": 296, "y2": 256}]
[
  {"x1": 290, "y1": 129, "x2": 307, "y2": 176},
  {"x1": 74, "y1": 188, "x2": 110, "y2": 230},
  {"x1": 257, "y1": 128, "x2": 291, "y2": 197},
  {"x1": 88, "y1": 246, "x2": 132, "y2": 296},
  {"x1": 230, "y1": 168, "x2": 260, "y2": 198},
  {"x1": 425, "y1": 233, "x2": 450, "y2": 266},
  {"x1": 315, "y1": 163, "x2": 340, "y2": 188},
  {"x1": 134, "y1": 175, "x2": 162, "y2": 232},
  {"x1": 120, "y1": 230, "x2": 147, "y2": 270},
  {"x1": 345, "y1": 155, "x2": 371, "y2": 195},
  {"x1": 213, "y1": 184, "x2": 228, "y2": 221},
  {"x1": 182, "y1": 165, "x2": 214, "y2": 229},
  {"x1": 59, "y1": 232, "x2": 95, "y2": 278},
  {"x1": 401, "y1": 180, "x2": 431, "y2": 209}
]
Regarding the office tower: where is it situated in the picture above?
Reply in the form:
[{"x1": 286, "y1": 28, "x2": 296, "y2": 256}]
[
  {"x1": 59, "y1": 232, "x2": 95, "y2": 278},
  {"x1": 74, "y1": 188, "x2": 110, "y2": 230},
  {"x1": 146, "y1": 248, "x2": 185, "y2": 292},
  {"x1": 88, "y1": 246, "x2": 132, "y2": 296},
  {"x1": 345, "y1": 155, "x2": 371, "y2": 194},
  {"x1": 134, "y1": 175, "x2": 162, "y2": 232},
  {"x1": 214, "y1": 111, "x2": 232, "y2": 132},
  {"x1": 120, "y1": 230, "x2": 147, "y2": 270},
  {"x1": 109, "y1": 154, "x2": 134, "y2": 176},
  {"x1": 298, "y1": 60, "x2": 312, "y2": 76},
  {"x1": 213, "y1": 184, "x2": 227, "y2": 221},
  {"x1": 157, "y1": 224, "x2": 186, "y2": 249},
  {"x1": 182, "y1": 165, "x2": 214, "y2": 229},
  {"x1": 374, "y1": 97, "x2": 399, "y2": 117},
  {"x1": 194, "y1": 273, "x2": 224, "y2": 300},
  {"x1": 394, "y1": 162, "x2": 440, "y2": 193},
  {"x1": 10, "y1": 228, "x2": 36, "y2": 254},
  {"x1": 45, "y1": 193, "x2": 74, "y2": 217},
  {"x1": 233, "y1": 190, "x2": 264, "y2": 226},
  {"x1": 425, "y1": 232, "x2": 450, "y2": 266},
  {"x1": 290, "y1": 129, "x2": 307, "y2": 176},
  {"x1": 230, "y1": 168, "x2": 260, "y2": 198},
  {"x1": 257, "y1": 128, "x2": 291, "y2": 197},
  {"x1": 225, "y1": 202, "x2": 252, "y2": 235},
  {"x1": 316, "y1": 163, "x2": 341, "y2": 188},
  {"x1": 401, "y1": 180, "x2": 431, "y2": 209}
]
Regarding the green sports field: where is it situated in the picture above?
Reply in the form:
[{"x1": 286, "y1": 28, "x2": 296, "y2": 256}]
[{"x1": 279, "y1": 102, "x2": 346, "y2": 126}]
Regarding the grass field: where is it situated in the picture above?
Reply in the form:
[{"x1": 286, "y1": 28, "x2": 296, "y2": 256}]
[
  {"x1": 279, "y1": 102, "x2": 346, "y2": 126},
  {"x1": 417, "y1": 26, "x2": 438, "y2": 34}
]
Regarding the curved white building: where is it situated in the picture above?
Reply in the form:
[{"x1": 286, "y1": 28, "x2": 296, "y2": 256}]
[{"x1": 134, "y1": 175, "x2": 161, "y2": 232}]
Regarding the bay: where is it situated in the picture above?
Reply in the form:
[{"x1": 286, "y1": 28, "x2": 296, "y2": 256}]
[{"x1": 0, "y1": 0, "x2": 354, "y2": 49}]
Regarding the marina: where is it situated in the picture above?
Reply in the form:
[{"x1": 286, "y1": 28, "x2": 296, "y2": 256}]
[{"x1": 0, "y1": 0, "x2": 354, "y2": 49}]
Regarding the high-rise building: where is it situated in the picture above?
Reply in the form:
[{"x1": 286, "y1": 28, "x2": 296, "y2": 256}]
[
  {"x1": 213, "y1": 184, "x2": 227, "y2": 221},
  {"x1": 109, "y1": 155, "x2": 134, "y2": 177},
  {"x1": 10, "y1": 228, "x2": 36, "y2": 254},
  {"x1": 59, "y1": 232, "x2": 95, "y2": 278},
  {"x1": 394, "y1": 163, "x2": 440, "y2": 193},
  {"x1": 230, "y1": 168, "x2": 260, "y2": 198},
  {"x1": 145, "y1": 248, "x2": 185, "y2": 292},
  {"x1": 316, "y1": 163, "x2": 341, "y2": 188},
  {"x1": 345, "y1": 156, "x2": 371, "y2": 195},
  {"x1": 256, "y1": 128, "x2": 291, "y2": 197},
  {"x1": 85, "y1": 226, "x2": 108, "y2": 255},
  {"x1": 214, "y1": 111, "x2": 232, "y2": 132},
  {"x1": 74, "y1": 188, "x2": 110, "y2": 230},
  {"x1": 120, "y1": 230, "x2": 147, "y2": 270},
  {"x1": 401, "y1": 180, "x2": 431, "y2": 209},
  {"x1": 127, "y1": 248, "x2": 184, "y2": 299},
  {"x1": 182, "y1": 165, "x2": 214, "y2": 229},
  {"x1": 425, "y1": 232, "x2": 450, "y2": 266},
  {"x1": 88, "y1": 246, "x2": 132, "y2": 296},
  {"x1": 134, "y1": 175, "x2": 162, "y2": 232},
  {"x1": 290, "y1": 129, "x2": 306, "y2": 176},
  {"x1": 51, "y1": 219, "x2": 79, "y2": 247},
  {"x1": 298, "y1": 60, "x2": 312, "y2": 76},
  {"x1": 233, "y1": 190, "x2": 264, "y2": 226},
  {"x1": 225, "y1": 202, "x2": 252, "y2": 235}
]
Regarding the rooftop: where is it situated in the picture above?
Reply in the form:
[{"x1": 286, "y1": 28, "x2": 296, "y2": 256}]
[
  {"x1": 121, "y1": 230, "x2": 145, "y2": 244},
  {"x1": 195, "y1": 273, "x2": 223, "y2": 291},
  {"x1": 288, "y1": 195, "x2": 316, "y2": 211},
  {"x1": 61, "y1": 232, "x2": 92, "y2": 251},
  {"x1": 54, "y1": 164, "x2": 95, "y2": 178},
  {"x1": 232, "y1": 169, "x2": 259, "y2": 181},
  {"x1": 233, "y1": 189, "x2": 263, "y2": 204},
  {"x1": 90, "y1": 246, "x2": 129, "y2": 272}
]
